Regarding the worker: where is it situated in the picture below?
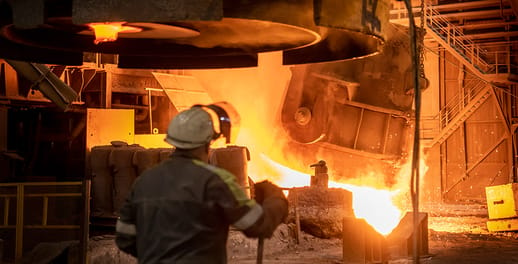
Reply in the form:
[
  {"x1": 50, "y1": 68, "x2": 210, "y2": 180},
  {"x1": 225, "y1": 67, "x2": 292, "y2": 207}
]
[{"x1": 115, "y1": 102, "x2": 288, "y2": 263}]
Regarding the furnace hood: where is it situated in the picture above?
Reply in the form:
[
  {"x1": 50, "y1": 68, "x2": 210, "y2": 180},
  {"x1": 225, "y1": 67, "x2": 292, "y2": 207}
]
[{"x1": 0, "y1": 0, "x2": 389, "y2": 69}]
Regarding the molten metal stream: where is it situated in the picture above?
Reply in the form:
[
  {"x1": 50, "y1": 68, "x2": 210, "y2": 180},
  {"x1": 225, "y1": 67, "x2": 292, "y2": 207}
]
[{"x1": 256, "y1": 154, "x2": 403, "y2": 235}]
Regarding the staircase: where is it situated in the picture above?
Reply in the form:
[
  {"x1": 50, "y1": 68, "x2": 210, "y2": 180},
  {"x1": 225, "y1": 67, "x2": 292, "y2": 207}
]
[
  {"x1": 429, "y1": 82, "x2": 492, "y2": 147},
  {"x1": 423, "y1": 5, "x2": 494, "y2": 78},
  {"x1": 412, "y1": 3, "x2": 506, "y2": 147}
]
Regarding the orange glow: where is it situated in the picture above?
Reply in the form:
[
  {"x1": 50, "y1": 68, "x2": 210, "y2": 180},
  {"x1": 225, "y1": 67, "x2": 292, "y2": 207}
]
[
  {"x1": 186, "y1": 52, "x2": 430, "y2": 237},
  {"x1": 259, "y1": 154, "x2": 310, "y2": 188},
  {"x1": 259, "y1": 154, "x2": 401, "y2": 235},
  {"x1": 88, "y1": 22, "x2": 142, "y2": 44},
  {"x1": 328, "y1": 181, "x2": 401, "y2": 235}
]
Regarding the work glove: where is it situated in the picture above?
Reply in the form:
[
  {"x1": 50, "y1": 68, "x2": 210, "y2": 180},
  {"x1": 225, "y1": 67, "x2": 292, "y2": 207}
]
[
  {"x1": 243, "y1": 180, "x2": 288, "y2": 238},
  {"x1": 254, "y1": 180, "x2": 285, "y2": 204},
  {"x1": 253, "y1": 180, "x2": 288, "y2": 222}
]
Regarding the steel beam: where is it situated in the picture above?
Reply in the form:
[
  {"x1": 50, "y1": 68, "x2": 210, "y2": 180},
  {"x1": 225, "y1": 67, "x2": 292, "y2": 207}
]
[
  {"x1": 433, "y1": 8, "x2": 515, "y2": 20},
  {"x1": 15, "y1": 184, "x2": 23, "y2": 263},
  {"x1": 467, "y1": 134, "x2": 507, "y2": 175},
  {"x1": 353, "y1": 108, "x2": 364, "y2": 150},
  {"x1": 80, "y1": 180, "x2": 91, "y2": 264},
  {"x1": 489, "y1": 86, "x2": 511, "y2": 135},
  {"x1": 457, "y1": 21, "x2": 518, "y2": 30},
  {"x1": 431, "y1": 0, "x2": 509, "y2": 11},
  {"x1": 459, "y1": 31, "x2": 518, "y2": 40}
]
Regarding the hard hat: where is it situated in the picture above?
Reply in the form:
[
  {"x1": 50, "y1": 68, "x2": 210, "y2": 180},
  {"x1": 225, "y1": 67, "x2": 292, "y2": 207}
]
[{"x1": 165, "y1": 107, "x2": 216, "y2": 149}]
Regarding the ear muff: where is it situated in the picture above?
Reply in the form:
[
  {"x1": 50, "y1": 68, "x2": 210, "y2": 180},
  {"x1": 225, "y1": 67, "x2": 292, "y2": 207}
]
[{"x1": 204, "y1": 104, "x2": 231, "y2": 144}]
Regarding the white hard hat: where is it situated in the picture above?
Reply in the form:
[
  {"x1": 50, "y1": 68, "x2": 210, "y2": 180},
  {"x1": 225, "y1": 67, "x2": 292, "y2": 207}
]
[{"x1": 165, "y1": 107, "x2": 215, "y2": 149}]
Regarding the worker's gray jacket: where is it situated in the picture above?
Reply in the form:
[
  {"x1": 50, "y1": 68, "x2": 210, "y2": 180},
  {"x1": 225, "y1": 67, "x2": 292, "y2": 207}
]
[{"x1": 115, "y1": 151, "x2": 285, "y2": 264}]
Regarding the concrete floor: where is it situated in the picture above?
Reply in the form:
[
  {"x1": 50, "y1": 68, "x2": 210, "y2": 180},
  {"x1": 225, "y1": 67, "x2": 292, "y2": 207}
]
[{"x1": 83, "y1": 203, "x2": 518, "y2": 264}]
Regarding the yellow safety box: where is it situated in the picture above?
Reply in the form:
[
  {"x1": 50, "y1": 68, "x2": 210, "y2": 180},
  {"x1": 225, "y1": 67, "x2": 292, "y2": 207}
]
[
  {"x1": 485, "y1": 183, "x2": 518, "y2": 220},
  {"x1": 487, "y1": 218, "x2": 518, "y2": 232}
]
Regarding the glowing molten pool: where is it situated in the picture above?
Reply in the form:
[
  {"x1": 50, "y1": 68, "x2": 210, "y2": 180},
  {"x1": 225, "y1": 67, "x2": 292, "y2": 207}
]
[
  {"x1": 328, "y1": 181, "x2": 402, "y2": 235},
  {"x1": 256, "y1": 154, "x2": 403, "y2": 235}
]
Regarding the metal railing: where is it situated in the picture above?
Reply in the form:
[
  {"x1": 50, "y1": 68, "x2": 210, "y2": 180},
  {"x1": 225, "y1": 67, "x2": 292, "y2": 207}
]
[
  {"x1": 423, "y1": 4, "x2": 493, "y2": 74},
  {"x1": 419, "y1": 116, "x2": 440, "y2": 140},
  {"x1": 437, "y1": 78, "x2": 488, "y2": 128},
  {"x1": 482, "y1": 48, "x2": 518, "y2": 75},
  {"x1": 419, "y1": 78, "x2": 489, "y2": 143},
  {"x1": 391, "y1": 2, "x2": 514, "y2": 144},
  {"x1": 0, "y1": 181, "x2": 90, "y2": 264},
  {"x1": 391, "y1": 2, "x2": 515, "y2": 76}
]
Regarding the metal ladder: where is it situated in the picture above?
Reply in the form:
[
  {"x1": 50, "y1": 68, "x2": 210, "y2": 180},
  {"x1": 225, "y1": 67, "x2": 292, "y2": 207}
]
[
  {"x1": 420, "y1": 3, "x2": 498, "y2": 147},
  {"x1": 429, "y1": 81, "x2": 492, "y2": 147},
  {"x1": 390, "y1": 2, "x2": 511, "y2": 147},
  {"x1": 423, "y1": 4, "x2": 494, "y2": 77}
]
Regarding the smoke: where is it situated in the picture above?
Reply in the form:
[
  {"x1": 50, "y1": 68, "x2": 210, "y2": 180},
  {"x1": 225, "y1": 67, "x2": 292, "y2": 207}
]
[
  {"x1": 183, "y1": 48, "x2": 424, "y2": 201},
  {"x1": 391, "y1": 145, "x2": 430, "y2": 212},
  {"x1": 188, "y1": 51, "x2": 296, "y2": 182}
]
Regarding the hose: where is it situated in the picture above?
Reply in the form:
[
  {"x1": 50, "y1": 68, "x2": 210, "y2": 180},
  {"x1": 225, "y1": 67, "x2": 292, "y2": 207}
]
[{"x1": 402, "y1": 0, "x2": 422, "y2": 263}]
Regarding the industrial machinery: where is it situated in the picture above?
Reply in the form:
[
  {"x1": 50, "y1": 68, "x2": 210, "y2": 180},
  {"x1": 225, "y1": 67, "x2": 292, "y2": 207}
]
[
  {"x1": 0, "y1": 0, "x2": 389, "y2": 69},
  {"x1": 0, "y1": 0, "x2": 435, "y2": 263}
]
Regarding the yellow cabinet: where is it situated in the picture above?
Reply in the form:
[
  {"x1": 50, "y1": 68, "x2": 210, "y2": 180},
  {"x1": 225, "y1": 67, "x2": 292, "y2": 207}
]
[
  {"x1": 487, "y1": 218, "x2": 518, "y2": 232},
  {"x1": 485, "y1": 183, "x2": 518, "y2": 220}
]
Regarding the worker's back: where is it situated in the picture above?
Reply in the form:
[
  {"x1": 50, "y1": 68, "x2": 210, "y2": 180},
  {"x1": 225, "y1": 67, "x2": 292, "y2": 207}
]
[
  {"x1": 116, "y1": 103, "x2": 288, "y2": 264},
  {"x1": 127, "y1": 152, "x2": 239, "y2": 263}
]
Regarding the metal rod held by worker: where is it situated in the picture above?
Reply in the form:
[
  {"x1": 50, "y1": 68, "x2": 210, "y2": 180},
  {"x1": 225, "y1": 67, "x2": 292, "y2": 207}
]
[{"x1": 257, "y1": 237, "x2": 264, "y2": 264}]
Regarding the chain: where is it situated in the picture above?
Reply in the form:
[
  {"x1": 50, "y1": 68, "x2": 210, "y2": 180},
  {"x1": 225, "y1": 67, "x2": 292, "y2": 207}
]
[{"x1": 418, "y1": 0, "x2": 426, "y2": 79}]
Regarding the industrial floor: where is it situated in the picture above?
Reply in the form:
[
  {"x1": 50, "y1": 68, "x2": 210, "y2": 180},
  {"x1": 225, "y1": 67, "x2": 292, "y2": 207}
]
[
  {"x1": 227, "y1": 229, "x2": 518, "y2": 264},
  {"x1": 226, "y1": 204, "x2": 518, "y2": 264},
  {"x1": 86, "y1": 204, "x2": 518, "y2": 264}
]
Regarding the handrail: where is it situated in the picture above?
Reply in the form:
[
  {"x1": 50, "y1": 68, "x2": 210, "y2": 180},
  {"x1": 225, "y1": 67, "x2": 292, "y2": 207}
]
[
  {"x1": 0, "y1": 181, "x2": 89, "y2": 264},
  {"x1": 437, "y1": 79, "x2": 488, "y2": 128},
  {"x1": 391, "y1": 2, "x2": 514, "y2": 142},
  {"x1": 419, "y1": 77, "x2": 488, "y2": 136},
  {"x1": 419, "y1": 116, "x2": 440, "y2": 140},
  {"x1": 392, "y1": 2, "x2": 514, "y2": 76},
  {"x1": 424, "y1": 4, "x2": 494, "y2": 74}
]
